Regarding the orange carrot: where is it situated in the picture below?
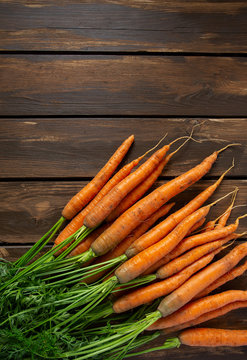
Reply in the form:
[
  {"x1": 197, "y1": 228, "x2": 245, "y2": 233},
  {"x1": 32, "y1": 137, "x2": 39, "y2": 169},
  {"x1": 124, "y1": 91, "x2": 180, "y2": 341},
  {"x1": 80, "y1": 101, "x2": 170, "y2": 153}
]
[
  {"x1": 157, "y1": 238, "x2": 247, "y2": 318},
  {"x1": 203, "y1": 219, "x2": 217, "y2": 232},
  {"x1": 156, "y1": 237, "x2": 233, "y2": 279},
  {"x1": 113, "y1": 251, "x2": 217, "y2": 313},
  {"x1": 84, "y1": 136, "x2": 186, "y2": 229},
  {"x1": 217, "y1": 189, "x2": 238, "y2": 227},
  {"x1": 62, "y1": 134, "x2": 134, "y2": 220},
  {"x1": 195, "y1": 259, "x2": 247, "y2": 299},
  {"x1": 84, "y1": 203, "x2": 174, "y2": 284},
  {"x1": 162, "y1": 300, "x2": 247, "y2": 334},
  {"x1": 185, "y1": 217, "x2": 206, "y2": 236},
  {"x1": 149, "y1": 290, "x2": 247, "y2": 330},
  {"x1": 90, "y1": 146, "x2": 235, "y2": 259},
  {"x1": 54, "y1": 155, "x2": 143, "y2": 252},
  {"x1": 107, "y1": 136, "x2": 190, "y2": 222},
  {"x1": 126, "y1": 162, "x2": 234, "y2": 259},
  {"x1": 201, "y1": 190, "x2": 238, "y2": 234},
  {"x1": 143, "y1": 222, "x2": 240, "y2": 276},
  {"x1": 107, "y1": 155, "x2": 170, "y2": 222},
  {"x1": 115, "y1": 205, "x2": 211, "y2": 284},
  {"x1": 178, "y1": 328, "x2": 247, "y2": 347},
  {"x1": 98, "y1": 203, "x2": 174, "y2": 264},
  {"x1": 67, "y1": 223, "x2": 112, "y2": 258}
]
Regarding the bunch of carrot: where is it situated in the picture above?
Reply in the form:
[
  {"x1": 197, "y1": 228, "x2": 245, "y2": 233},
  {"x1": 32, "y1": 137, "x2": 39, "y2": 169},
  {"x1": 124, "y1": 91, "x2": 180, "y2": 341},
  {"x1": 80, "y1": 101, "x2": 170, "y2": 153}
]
[{"x1": 1, "y1": 130, "x2": 246, "y2": 360}]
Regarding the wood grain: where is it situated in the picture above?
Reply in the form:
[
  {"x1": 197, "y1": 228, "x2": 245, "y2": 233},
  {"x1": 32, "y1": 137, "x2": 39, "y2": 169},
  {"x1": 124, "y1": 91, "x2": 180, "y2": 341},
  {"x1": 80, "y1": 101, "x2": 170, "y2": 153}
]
[
  {"x1": 0, "y1": 1, "x2": 247, "y2": 53},
  {"x1": 0, "y1": 179, "x2": 246, "y2": 244},
  {"x1": 0, "y1": 56, "x2": 247, "y2": 116},
  {"x1": 0, "y1": 118, "x2": 246, "y2": 178}
]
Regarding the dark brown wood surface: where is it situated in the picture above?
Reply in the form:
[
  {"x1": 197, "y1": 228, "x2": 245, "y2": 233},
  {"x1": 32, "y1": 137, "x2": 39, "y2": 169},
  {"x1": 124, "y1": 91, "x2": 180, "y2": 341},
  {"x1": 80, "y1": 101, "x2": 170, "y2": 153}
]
[
  {"x1": 1, "y1": 55, "x2": 247, "y2": 116},
  {"x1": 1, "y1": 1, "x2": 247, "y2": 53},
  {"x1": 0, "y1": 118, "x2": 246, "y2": 178},
  {"x1": 0, "y1": 0, "x2": 246, "y2": 358},
  {"x1": 0, "y1": 179, "x2": 246, "y2": 244}
]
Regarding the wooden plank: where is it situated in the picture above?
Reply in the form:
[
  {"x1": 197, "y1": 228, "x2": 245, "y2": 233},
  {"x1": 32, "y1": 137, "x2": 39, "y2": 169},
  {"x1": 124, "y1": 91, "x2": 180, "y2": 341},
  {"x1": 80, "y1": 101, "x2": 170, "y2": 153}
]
[
  {"x1": 2, "y1": 244, "x2": 247, "y2": 359},
  {"x1": 0, "y1": 179, "x2": 246, "y2": 244},
  {"x1": 0, "y1": 118, "x2": 246, "y2": 178},
  {"x1": 0, "y1": 56, "x2": 247, "y2": 116},
  {"x1": 0, "y1": 1, "x2": 247, "y2": 53}
]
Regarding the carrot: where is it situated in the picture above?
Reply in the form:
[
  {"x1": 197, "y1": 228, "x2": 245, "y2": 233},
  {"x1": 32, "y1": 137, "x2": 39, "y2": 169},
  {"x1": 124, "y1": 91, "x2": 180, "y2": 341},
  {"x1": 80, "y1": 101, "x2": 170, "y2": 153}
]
[
  {"x1": 115, "y1": 191, "x2": 236, "y2": 285},
  {"x1": 217, "y1": 188, "x2": 238, "y2": 227},
  {"x1": 67, "y1": 223, "x2": 112, "y2": 258},
  {"x1": 203, "y1": 219, "x2": 217, "y2": 232},
  {"x1": 185, "y1": 217, "x2": 206, "y2": 236},
  {"x1": 195, "y1": 259, "x2": 247, "y2": 299},
  {"x1": 16, "y1": 136, "x2": 135, "y2": 266},
  {"x1": 143, "y1": 221, "x2": 240, "y2": 276},
  {"x1": 90, "y1": 145, "x2": 236, "y2": 259},
  {"x1": 178, "y1": 328, "x2": 247, "y2": 347},
  {"x1": 200, "y1": 188, "x2": 238, "y2": 234},
  {"x1": 84, "y1": 136, "x2": 187, "y2": 229},
  {"x1": 103, "y1": 203, "x2": 174, "y2": 262},
  {"x1": 162, "y1": 300, "x2": 247, "y2": 334},
  {"x1": 149, "y1": 290, "x2": 247, "y2": 330},
  {"x1": 107, "y1": 156, "x2": 170, "y2": 223},
  {"x1": 126, "y1": 161, "x2": 234, "y2": 258},
  {"x1": 107, "y1": 136, "x2": 191, "y2": 222},
  {"x1": 113, "y1": 250, "x2": 217, "y2": 313},
  {"x1": 157, "y1": 235, "x2": 247, "y2": 318},
  {"x1": 156, "y1": 237, "x2": 234, "y2": 279},
  {"x1": 62, "y1": 134, "x2": 134, "y2": 220},
  {"x1": 84, "y1": 203, "x2": 174, "y2": 284},
  {"x1": 115, "y1": 205, "x2": 212, "y2": 284},
  {"x1": 54, "y1": 155, "x2": 144, "y2": 253}
]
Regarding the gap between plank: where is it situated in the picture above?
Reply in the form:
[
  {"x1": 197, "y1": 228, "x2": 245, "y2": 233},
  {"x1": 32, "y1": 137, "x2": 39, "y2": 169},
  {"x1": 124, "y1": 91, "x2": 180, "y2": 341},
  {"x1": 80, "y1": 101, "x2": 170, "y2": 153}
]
[{"x1": 0, "y1": 51, "x2": 247, "y2": 57}]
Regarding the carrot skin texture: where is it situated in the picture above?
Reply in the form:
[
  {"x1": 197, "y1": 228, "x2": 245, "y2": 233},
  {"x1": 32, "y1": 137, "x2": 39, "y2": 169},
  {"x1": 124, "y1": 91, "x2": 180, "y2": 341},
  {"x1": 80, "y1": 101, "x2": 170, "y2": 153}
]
[
  {"x1": 54, "y1": 156, "x2": 141, "y2": 251},
  {"x1": 203, "y1": 220, "x2": 217, "y2": 232},
  {"x1": 107, "y1": 154, "x2": 171, "y2": 222},
  {"x1": 115, "y1": 206, "x2": 210, "y2": 284},
  {"x1": 195, "y1": 259, "x2": 247, "y2": 299},
  {"x1": 185, "y1": 217, "x2": 206, "y2": 237},
  {"x1": 163, "y1": 300, "x2": 247, "y2": 334},
  {"x1": 113, "y1": 251, "x2": 216, "y2": 314},
  {"x1": 157, "y1": 240, "x2": 247, "y2": 318},
  {"x1": 98, "y1": 203, "x2": 174, "y2": 264},
  {"x1": 84, "y1": 144, "x2": 171, "y2": 228},
  {"x1": 126, "y1": 163, "x2": 226, "y2": 258},
  {"x1": 67, "y1": 223, "x2": 112, "y2": 257},
  {"x1": 218, "y1": 203, "x2": 234, "y2": 227},
  {"x1": 91, "y1": 151, "x2": 219, "y2": 258},
  {"x1": 62, "y1": 134, "x2": 134, "y2": 220},
  {"x1": 150, "y1": 290, "x2": 247, "y2": 330},
  {"x1": 179, "y1": 328, "x2": 247, "y2": 347},
  {"x1": 156, "y1": 237, "x2": 232, "y2": 279},
  {"x1": 170, "y1": 223, "x2": 239, "y2": 259},
  {"x1": 84, "y1": 203, "x2": 174, "y2": 284},
  {"x1": 143, "y1": 223, "x2": 239, "y2": 277}
]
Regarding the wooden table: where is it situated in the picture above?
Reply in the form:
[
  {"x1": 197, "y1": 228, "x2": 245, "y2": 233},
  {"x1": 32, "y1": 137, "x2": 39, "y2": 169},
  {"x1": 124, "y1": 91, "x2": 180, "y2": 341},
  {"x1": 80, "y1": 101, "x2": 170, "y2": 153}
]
[{"x1": 0, "y1": 1, "x2": 247, "y2": 359}]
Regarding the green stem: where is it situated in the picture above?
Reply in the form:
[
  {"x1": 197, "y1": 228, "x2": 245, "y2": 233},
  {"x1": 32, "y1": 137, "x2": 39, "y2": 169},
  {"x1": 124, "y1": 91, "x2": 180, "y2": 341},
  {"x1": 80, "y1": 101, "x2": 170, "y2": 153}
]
[
  {"x1": 0, "y1": 226, "x2": 88, "y2": 292},
  {"x1": 55, "y1": 226, "x2": 94, "y2": 260},
  {"x1": 53, "y1": 276, "x2": 119, "y2": 332},
  {"x1": 62, "y1": 311, "x2": 162, "y2": 359},
  {"x1": 41, "y1": 254, "x2": 125, "y2": 286},
  {"x1": 24, "y1": 275, "x2": 117, "y2": 334},
  {"x1": 71, "y1": 301, "x2": 114, "y2": 331},
  {"x1": 107, "y1": 332, "x2": 160, "y2": 360},
  {"x1": 112, "y1": 274, "x2": 157, "y2": 292},
  {"x1": 125, "y1": 337, "x2": 181, "y2": 357},
  {"x1": 14, "y1": 216, "x2": 65, "y2": 267}
]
